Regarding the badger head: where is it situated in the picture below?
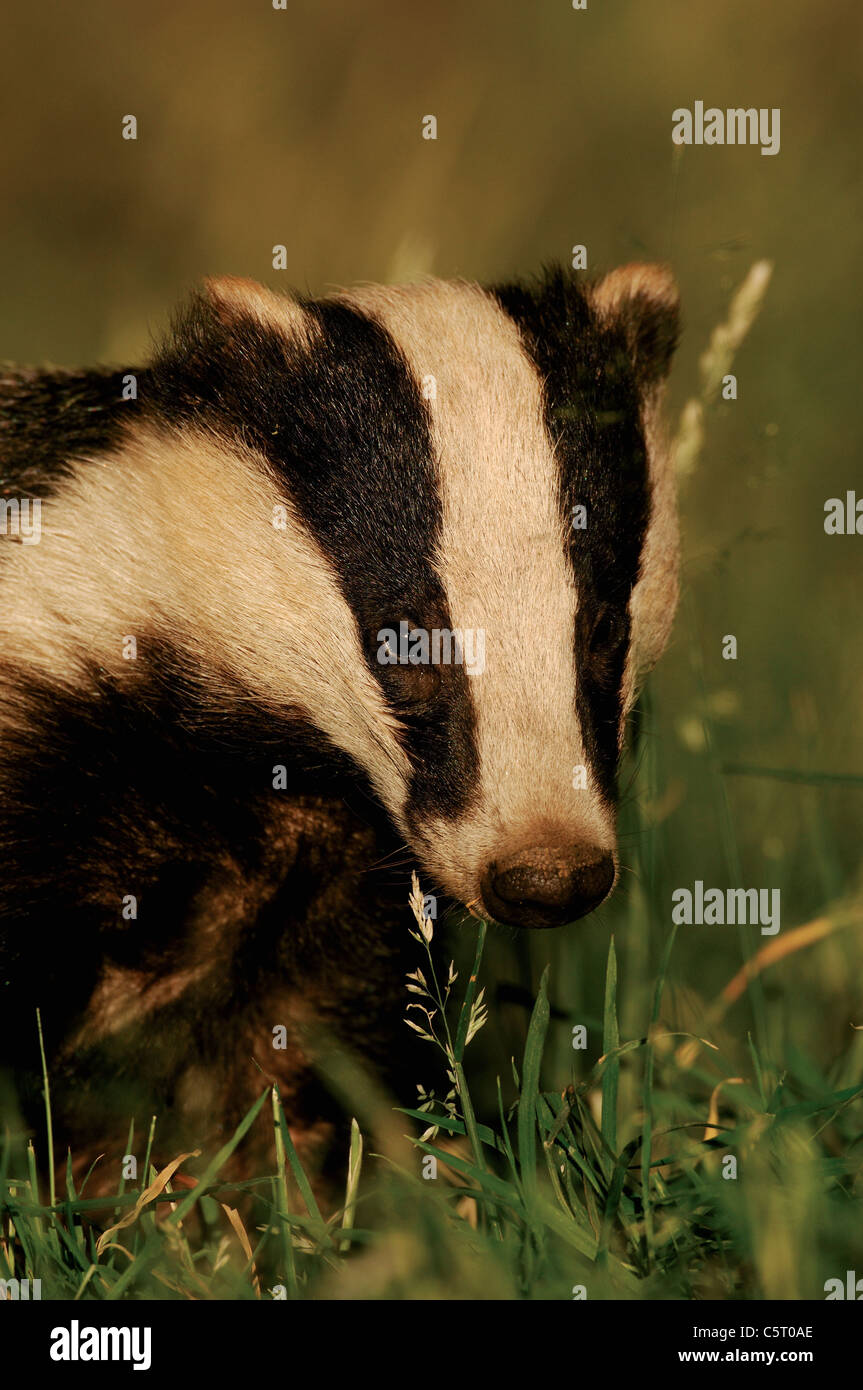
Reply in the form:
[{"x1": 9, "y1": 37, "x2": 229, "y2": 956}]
[
  {"x1": 151, "y1": 266, "x2": 679, "y2": 929},
  {"x1": 9, "y1": 266, "x2": 678, "y2": 934},
  {"x1": 189, "y1": 265, "x2": 675, "y2": 931}
]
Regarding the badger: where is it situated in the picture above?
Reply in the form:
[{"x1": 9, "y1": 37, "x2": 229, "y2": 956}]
[{"x1": 0, "y1": 264, "x2": 679, "y2": 1199}]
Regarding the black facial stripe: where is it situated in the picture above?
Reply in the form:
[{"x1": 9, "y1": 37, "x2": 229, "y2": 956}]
[
  {"x1": 0, "y1": 367, "x2": 140, "y2": 498},
  {"x1": 492, "y1": 267, "x2": 651, "y2": 804},
  {"x1": 147, "y1": 293, "x2": 479, "y2": 822}
]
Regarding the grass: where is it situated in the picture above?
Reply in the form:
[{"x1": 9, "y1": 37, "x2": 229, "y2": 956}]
[
  {"x1": 2, "y1": 851, "x2": 863, "y2": 1301},
  {"x1": 3, "y1": 266, "x2": 863, "y2": 1301}
]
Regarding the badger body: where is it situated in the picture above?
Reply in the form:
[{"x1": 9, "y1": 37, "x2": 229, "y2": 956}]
[{"x1": 0, "y1": 265, "x2": 679, "y2": 1196}]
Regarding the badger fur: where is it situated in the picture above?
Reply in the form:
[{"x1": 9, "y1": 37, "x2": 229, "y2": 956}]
[{"x1": 0, "y1": 265, "x2": 679, "y2": 1197}]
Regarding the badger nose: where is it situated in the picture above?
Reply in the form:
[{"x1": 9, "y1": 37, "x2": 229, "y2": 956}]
[{"x1": 482, "y1": 848, "x2": 615, "y2": 929}]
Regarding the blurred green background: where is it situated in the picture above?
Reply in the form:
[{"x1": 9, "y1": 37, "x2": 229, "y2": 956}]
[{"x1": 2, "y1": 0, "x2": 862, "y2": 1286}]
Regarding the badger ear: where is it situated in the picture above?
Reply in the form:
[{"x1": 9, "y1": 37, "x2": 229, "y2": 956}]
[
  {"x1": 193, "y1": 275, "x2": 311, "y2": 344},
  {"x1": 201, "y1": 275, "x2": 280, "y2": 324},
  {"x1": 591, "y1": 263, "x2": 680, "y2": 389}
]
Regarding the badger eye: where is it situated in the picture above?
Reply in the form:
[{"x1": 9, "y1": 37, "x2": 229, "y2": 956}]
[
  {"x1": 585, "y1": 605, "x2": 629, "y2": 688},
  {"x1": 385, "y1": 662, "x2": 441, "y2": 710},
  {"x1": 372, "y1": 616, "x2": 442, "y2": 711},
  {"x1": 589, "y1": 605, "x2": 625, "y2": 655},
  {"x1": 578, "y1": 606, "x2": 625, "y2": 692}
]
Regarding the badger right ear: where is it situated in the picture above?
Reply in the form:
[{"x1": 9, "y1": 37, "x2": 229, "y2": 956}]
[{"x1": 590, "y1": 263, "x2": 680, "y2": 390}]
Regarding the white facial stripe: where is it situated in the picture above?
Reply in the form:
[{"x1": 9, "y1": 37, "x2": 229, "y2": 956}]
[
  {"x1": 0, "y1": 424, "x2": 412, "y2": 817},
  {"x1": 337, "y1": 280, "x2": 615, "y2": 894}
]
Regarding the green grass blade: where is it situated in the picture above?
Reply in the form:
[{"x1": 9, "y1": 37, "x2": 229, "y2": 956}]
[
  {"x1": 640, "y1": 923, "x2": 679, "y2": 1269},
  {"x1": 35, "y1": 1007, "x2": 55, "y2": 1210},
  {"x1": 518, "y1": 965, "x2": 550, "y2": 1210},
  {"x1": 454, "y1": 919, "x2": 486, "y2": 1062},
  {"x1": 601, "y1": 936, "x2": 620, "y2": 1156},
  {"x1": 26, "y1": 1142, "x2": 43, "y2": 1243},
  {"x1": 338, "y1": 1117, "x2": 363, "y2": 1254},
  {"x1": 272, "y1": 1081, "x2": 326, "y2": 1233},
  {"x1": 271, "y1": 1086, "x2": 298, "y2": 1296}
]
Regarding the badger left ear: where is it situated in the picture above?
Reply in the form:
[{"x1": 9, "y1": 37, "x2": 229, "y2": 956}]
[
  {"x1": 191, "y1": 274, "x2": 311, "y2": 344},
  {"x1": 201, "y1": 275, "x2": 281, "y2": 324},
  {"x1": 590, "y1": 263, "x2": 680, "y2": 389}
]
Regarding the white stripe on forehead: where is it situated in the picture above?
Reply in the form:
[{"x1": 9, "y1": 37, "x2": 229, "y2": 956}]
[{"x1": 337, "y1": 280, "x2": 614, "y2": 884}]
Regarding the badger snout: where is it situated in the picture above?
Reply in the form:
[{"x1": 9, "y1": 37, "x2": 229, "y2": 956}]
[{"x1": 480, "y1": 845, "x2": 615, "y2": 930}]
